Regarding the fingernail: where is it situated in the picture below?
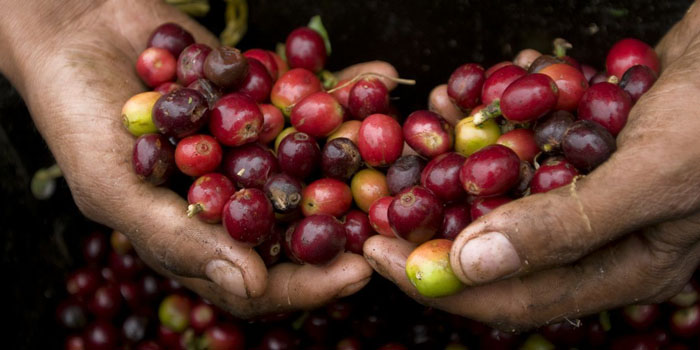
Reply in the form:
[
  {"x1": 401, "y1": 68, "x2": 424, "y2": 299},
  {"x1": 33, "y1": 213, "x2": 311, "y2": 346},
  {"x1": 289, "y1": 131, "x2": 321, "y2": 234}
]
[
  {"x1": 337, "y1": 277, "x2": 371, "y2": 298},
  {"x1": 459, "y1": 232, "x2": 521, "y2": 284},
  {"x1": 205, "y1": 259, "x2": 248, "y2": 298}
]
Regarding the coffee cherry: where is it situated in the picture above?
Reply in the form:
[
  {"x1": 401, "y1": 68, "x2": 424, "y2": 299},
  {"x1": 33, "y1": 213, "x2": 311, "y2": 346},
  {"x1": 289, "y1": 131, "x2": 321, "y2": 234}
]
[
  {"x1": 388, "y1": 186, "x2": 443, "y2": 244},
  {"x1": 153, "y1": 88, "x2": 210, "y2": 138},
  {"x1": 357, "y1": 113, "x2": 403, "y2": 167},
  {"x1": 137, "y1": 47, "x2": 177, "y2": 88},
  {"x1": 459, "y1": 144, "x2": 520, "y2": 197},
  {"x1": 187, "y1": 173, "x2": 236, "y2": 223},
  {"x1": 204, "y1": 46, "x2": 249, "y2": 89},
  {"x1": 147, "y1": 23, "x2": 194, "y2": 57},
  {"x1": 277, "y1": 132, "x2": 321, "y2": 179},
  {"x1": 577, "y1": 82, "x2": 632, "y2": 137},
  {"x1": 174, "y1": 134, "x2": 223, "y2": 177},
  {"x1": 500, "y1": 73, "x2": 559, "y2": 123},
  {"x1": 562, "y1": 120, "x2": 616, "y2": 172},
  {"x1": 343, "y1": 210, "x2": 375, "y2": 254},
  {"x1": 285, "y1": 27, "x2": 327, "y2": 73},
  {"x1": 321, "y1": 137, "x2": 362, "y2": 181},
  {"x1": 177, "y1": 43, "x2": 212, "y2": 86},
  {"x1": 606, "y1": 38, "x2": 660, "y2": 79},
  {"x1": 421, "y1": 152, "x2": 467, "y2": 203},
  {"x1": 447, "y1": 63, "x2": 485, "y2": 111},
  {"x1": 222, "y1": 188, "x2": 275, "y2": 246},
  {"x1": 264, "y1": 173, "x2": 304, "y2": 214},
  {"x1": 530, "y1": 158, "x2": 579, "y2": 194},
  {"x1": 387, "y1": 155, "x2": 426, "y2": 195},
  {"x1": 619, "y1": 65, "x2": 657, "y2": 103},
  {"x1": 348, "y1": 78, "x2": 390, "y2": 119},
  {"x1": 210, "y1": 93, "x2": 263, "y2": 147},
  {"x1": 223, "y1": 143, "x2": 279, "y2": 189},
  {"x1": 291, "y1": 214, "x2": 346, "y2": 265}
]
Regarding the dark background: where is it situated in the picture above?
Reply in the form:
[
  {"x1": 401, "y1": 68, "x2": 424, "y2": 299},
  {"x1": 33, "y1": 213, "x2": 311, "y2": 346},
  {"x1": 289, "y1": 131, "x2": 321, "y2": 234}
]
[{"x1": 0, "y1": 0, "x2": 692, "y2": 348}]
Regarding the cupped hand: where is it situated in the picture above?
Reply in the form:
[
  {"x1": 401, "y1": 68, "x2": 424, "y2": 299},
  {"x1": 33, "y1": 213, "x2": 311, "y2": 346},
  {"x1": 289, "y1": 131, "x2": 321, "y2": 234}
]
[
  {"x1": 0, "y1": 0, "x2": 401, "y2": 317},
  {"x1": 365, "y1": 4, "x2": 700, "y2": 331}
]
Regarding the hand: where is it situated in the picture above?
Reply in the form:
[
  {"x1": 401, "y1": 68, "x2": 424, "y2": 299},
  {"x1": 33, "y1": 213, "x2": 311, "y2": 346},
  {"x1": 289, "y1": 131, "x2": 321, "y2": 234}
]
[
  {"x1": 0, "y1": 0, "x2": 399, "y2": 317},
  {"x1": 365, "y1": 2, "x2": 700, "y2": 331}
]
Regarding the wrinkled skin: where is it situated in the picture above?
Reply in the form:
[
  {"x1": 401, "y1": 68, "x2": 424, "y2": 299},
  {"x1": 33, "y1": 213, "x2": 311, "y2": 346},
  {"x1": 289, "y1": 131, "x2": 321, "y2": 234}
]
[
  {"x1": 366, "y1": 1, "x2": 700, "y2": 331},
  {"x1": 0, "y1": 0, "x2": 392, "y2": 317}
]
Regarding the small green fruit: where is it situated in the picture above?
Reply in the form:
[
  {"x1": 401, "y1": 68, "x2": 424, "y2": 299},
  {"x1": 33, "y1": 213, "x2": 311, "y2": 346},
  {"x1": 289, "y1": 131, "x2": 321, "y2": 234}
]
[
  {"x1": 158, "y1": 294, "x2": 191, "y2": 332},
  {"x1": 274, "y1": 126, "x2": 297, "y2": 153},
  {"x1": 406, "y1": 239, "x2": 465, "y2": 298},
  {"x1": 454, "y1": 116, "x2": 500, "y2": 157},
  {"x1": 122, "y1": 91, "x2": 161, "y2": 136}
]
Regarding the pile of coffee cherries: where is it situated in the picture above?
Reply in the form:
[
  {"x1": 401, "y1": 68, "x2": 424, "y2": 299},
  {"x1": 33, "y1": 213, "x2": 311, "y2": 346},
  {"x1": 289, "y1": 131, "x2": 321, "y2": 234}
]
[
  {"x1": 116, "y1": 16, "x2": 698, "y2": 347},
  {"x1": 403, "y1": 37, "x2": 661, "y2": 297},
  {"x1": 58, "y1": 229, "x2": 247, "y2": 350},
  {"x1": 124, "y1": 19, "x2": 419, "y2": 268},
  {"x1": 57, "y1": 229, "x2": 700, "y2": 349}
]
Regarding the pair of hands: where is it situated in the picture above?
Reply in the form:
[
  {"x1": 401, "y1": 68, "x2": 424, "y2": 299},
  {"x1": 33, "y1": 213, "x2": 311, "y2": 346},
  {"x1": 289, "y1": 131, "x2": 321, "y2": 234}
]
[{"x1": 3, "y1": 0, "x2": 700, "y2": 330}]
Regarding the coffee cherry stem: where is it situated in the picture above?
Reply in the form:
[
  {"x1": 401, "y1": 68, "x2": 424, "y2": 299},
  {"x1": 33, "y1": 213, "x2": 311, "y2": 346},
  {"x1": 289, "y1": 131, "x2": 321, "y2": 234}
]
[
  {"x1": 607, "y1": 75, "x2": 620, "y2": 84},
  {"x1": 472, "y1": 100, "x2": 502, "y2": 126},
  {"x1": 325, "y1": 72, "x2": 416, "y2": 94},
  {"x1": 319, "y1": 70, "x2": 338, "y2": 90},
  {"x1": 31, "y1": 163, "x2": 63, "y2": 200},
  {"x1": 553, "y1": 38, "x2": 573, "y2": 58},
  {"x1": 186, "y1": 203, "x2": 204, "y2": 218}
]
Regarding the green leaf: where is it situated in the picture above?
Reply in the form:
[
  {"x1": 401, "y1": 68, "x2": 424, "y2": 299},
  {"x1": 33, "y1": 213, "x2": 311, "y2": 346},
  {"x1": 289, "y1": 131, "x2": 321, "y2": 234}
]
[
  {"x1": 319, "y1": 70, "x2": 338, "y2": 90},
  {"x1": 599, "y1": 311, "x2": 612, "y2": 331},
  {"x1": 276, "y1": 42, "x2": 287, "y2": 63},
  {"x1": 308, "y1": 15, "x2": 332, "y2": 56}
]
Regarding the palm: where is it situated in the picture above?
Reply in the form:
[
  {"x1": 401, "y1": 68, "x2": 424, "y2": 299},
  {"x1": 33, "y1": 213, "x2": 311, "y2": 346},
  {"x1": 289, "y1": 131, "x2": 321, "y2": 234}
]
[{"x1": 21, "y1": 1, "x2": 375, "y2": 317}]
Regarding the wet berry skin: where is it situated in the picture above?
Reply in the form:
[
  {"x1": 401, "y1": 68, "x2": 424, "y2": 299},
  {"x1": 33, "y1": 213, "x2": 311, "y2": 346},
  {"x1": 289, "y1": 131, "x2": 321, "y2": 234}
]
[
  {"x1": 459, "y1": 144, "x2": 521, "y2": 197},
  {"x1": 447, "y1": 63, "x2": 485, "y2": 111},
  {"x1": 577, "y1": 82, "x2": 632, "y2": 137},
  {"x1": 500, "y1": 73, "x2": 559, "y2": 123},
  {"x1": 481, "y1": 65, "x2": 527, "y2": 106},
  {"x1": 357, "y1": 113, "x2": 404, "y2": 168},
  {"x1": 530, "y1": 158, "x2": 579, "y2": 194},
  {"x1": 387, "y1": 155, "x2": 426, "y2": 195},
  {"x1": 132, "y1": 134, "x2": 176, "y2": 186},
  {"x1": 277, "y1": 132, "x2": 321, "y2": 180},
  {"x1": 222, "y1": 188, "x2": 275, "y2": 246},
  {"x1": 264, "y1": 173, "x2": 304, "y2": 214},
  {"x1": 236, "y1": 59, "x2": 273, "y2": 103},
  {"x1": 343, "y1": 210, "x2": 375, "y2": 254},
  {"x1": 606, "y1": 38, "x2": 660, "y2": 79},
  {"x1": 291, "y1": 214, "x2": 346, "y2": 265},
  {"x1": 534, "y1": 110, "x2": 575, "y2": 153},
  {"x1": 223, "y1": 143, "x2": 279, "y2": 190},
  {"x1": 203, "y1": 46, "x2": 249, "y2": 90},
  {"x1": 322, "y1": 137, "x2": 362, "y2": 181},
  {"x1": 147, "y1": 23, "x2": 195, "y2": 57},
  {"x1": 285, "y1": 27, "x2": 327, "y2": 73},
  {"x1": 136, "y1": 47, "x2": 177, "y2": 88},
  {"x1": 420, "y1": 152, "x2": 467, "y2": 203},
  {"x1": 177, "y1": 43, "x2": 212, "y2": 86},
  {"x1": 209, "y1": 93, "x2": 263, "y2": 147},
  {"x1": 620, "y1": 64, "x2": 657, "y2": 103},
  {"x1": 436, "y1": 203, "x2": 471, "y2": 240},
  {"x1": 243, "y1": 48, "x2": 279, "y2": 81},
  {"x1": 348, "y1": 78, "x2": 390, "y2": 120},
  {"x1": 388, "y1": 186, "x2": 444, "y2": 244},
  {"x1": 174, "y1": 134, "x2": 222, "y2": 177},
  {"x1": 152, "y1": 88, "x2": 210, "y2": 138},
  {"x1": 562, "y1": 120, "x2": 617, "y2": 172},
  {"x1": 470, "y1": 196, "x2": 512, "y2": 221},
  {"x1": 187, "y1": 173, "x2": 236, "y2": 223}
]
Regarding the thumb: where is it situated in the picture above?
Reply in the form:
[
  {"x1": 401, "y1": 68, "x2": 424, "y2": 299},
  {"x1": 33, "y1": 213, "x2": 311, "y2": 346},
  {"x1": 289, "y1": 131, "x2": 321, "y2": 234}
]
[{"x1": 449, "y1": 142, "x2": 687, "y2": 286}]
